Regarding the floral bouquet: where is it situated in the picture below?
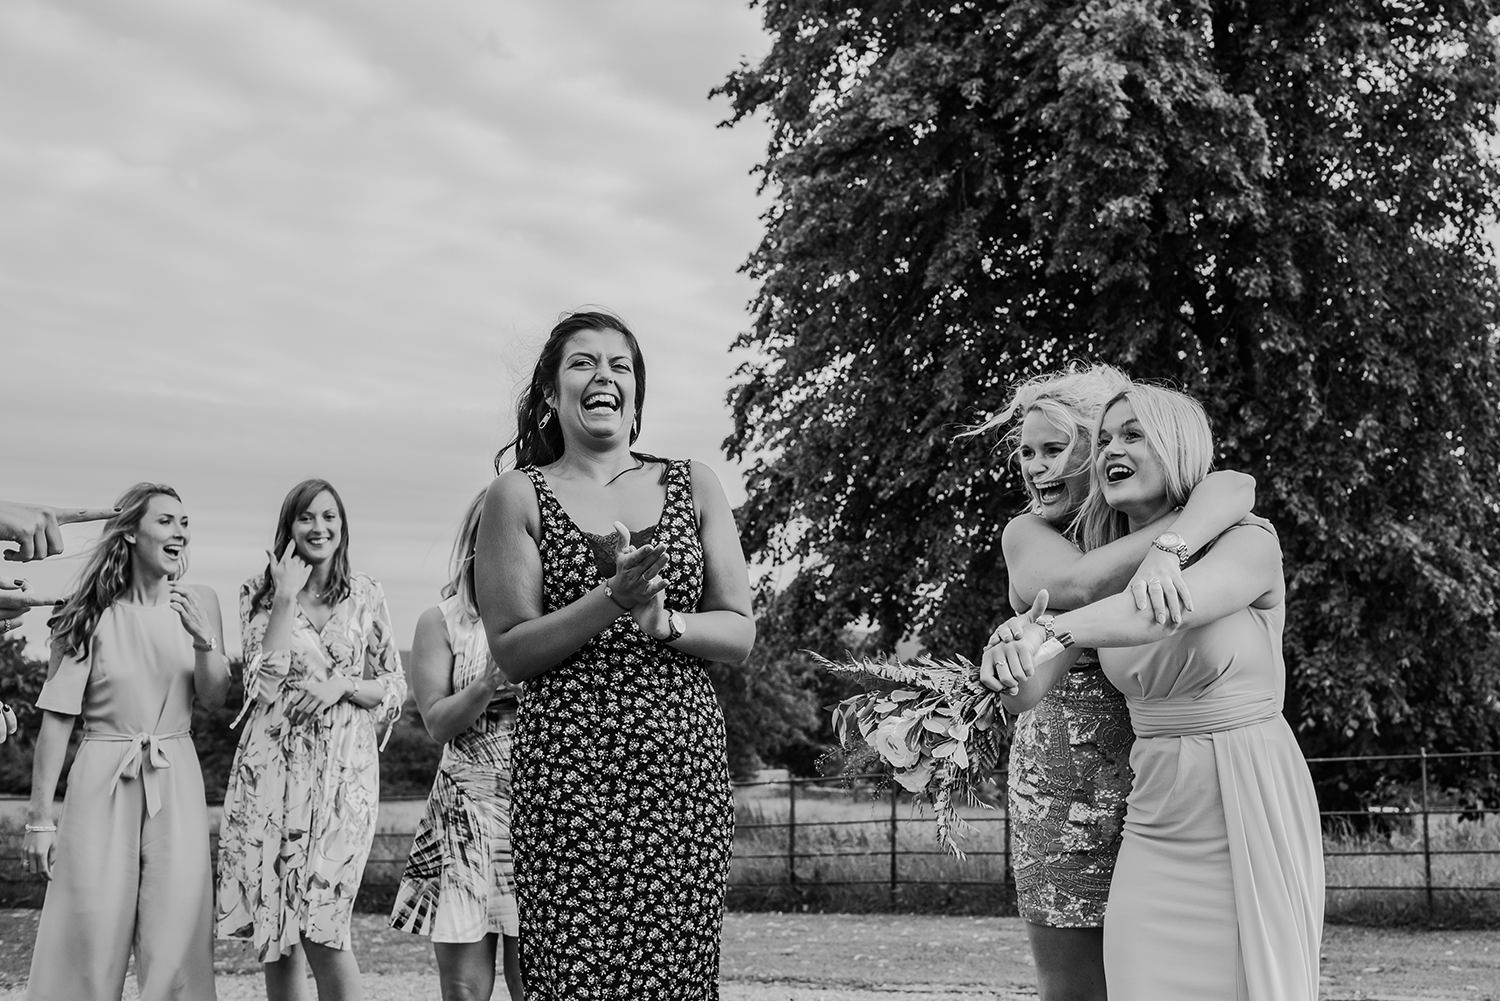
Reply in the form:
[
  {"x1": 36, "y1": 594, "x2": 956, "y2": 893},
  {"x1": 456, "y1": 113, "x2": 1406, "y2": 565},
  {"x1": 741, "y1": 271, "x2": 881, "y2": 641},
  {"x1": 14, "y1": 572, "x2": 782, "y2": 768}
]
[{"x1": 815, "y1": 651, "x2": 1007, "y2": 856}]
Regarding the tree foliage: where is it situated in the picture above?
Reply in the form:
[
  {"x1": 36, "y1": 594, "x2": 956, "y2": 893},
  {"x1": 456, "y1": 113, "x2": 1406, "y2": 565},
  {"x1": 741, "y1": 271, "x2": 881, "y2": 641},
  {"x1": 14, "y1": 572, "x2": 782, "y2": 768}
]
[{"x1": 716, "y1": 1, "x2": 1500, "y2": 800}]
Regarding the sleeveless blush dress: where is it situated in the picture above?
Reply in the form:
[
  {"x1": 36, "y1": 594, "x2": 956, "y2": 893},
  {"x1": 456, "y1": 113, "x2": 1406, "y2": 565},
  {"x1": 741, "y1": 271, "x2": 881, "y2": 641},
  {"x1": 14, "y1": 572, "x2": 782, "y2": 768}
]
[{"x1": 1100, "y1": 524, "x2": 1324, "y2": 1000}]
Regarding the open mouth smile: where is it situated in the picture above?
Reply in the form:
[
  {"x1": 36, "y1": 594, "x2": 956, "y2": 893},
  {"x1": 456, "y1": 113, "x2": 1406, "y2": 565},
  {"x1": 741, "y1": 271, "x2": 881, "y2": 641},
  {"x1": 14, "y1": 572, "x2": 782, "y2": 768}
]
[
  {"x1": 1105, "y1": 464, "x2": 1135, "y2": 484},
  {"x1": 1033, "y1": 480, "x2": 1068, "y2": 505},
  {"x1": 583, "y1": 392, "x2": 620, "y2": 413}
]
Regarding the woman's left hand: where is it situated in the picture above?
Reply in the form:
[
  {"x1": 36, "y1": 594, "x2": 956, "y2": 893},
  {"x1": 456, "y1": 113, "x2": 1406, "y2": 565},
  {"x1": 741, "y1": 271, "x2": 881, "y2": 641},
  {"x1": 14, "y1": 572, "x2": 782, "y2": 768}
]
[
  {"x1": 631, "y1": 588, "x2": 671, "y2": 640},
  {"x1": 169, "y1": 584, "x2": 214, "y2": 648},
  {"x1": 288, "y1": 674, "x2": 352, "y2": 723}
]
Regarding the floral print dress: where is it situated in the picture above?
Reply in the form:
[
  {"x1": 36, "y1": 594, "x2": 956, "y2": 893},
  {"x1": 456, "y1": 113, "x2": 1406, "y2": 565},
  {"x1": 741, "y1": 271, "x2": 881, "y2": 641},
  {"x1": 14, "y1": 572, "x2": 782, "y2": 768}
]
[
  {"x1": 389, "y1": 595, "x2": 522, "y2": 942},
  {"x1": 514, "y1": 459, "x2": 734, "y2": 1001},
  {"x1": 215, "y1": 572, "x2": 406, "y2": 961}
]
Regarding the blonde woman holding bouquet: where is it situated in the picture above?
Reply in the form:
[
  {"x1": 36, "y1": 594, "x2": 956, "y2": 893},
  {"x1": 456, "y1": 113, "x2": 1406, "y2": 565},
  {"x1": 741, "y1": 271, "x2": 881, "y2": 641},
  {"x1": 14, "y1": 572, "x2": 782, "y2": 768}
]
[
  {"x1": 985, "y1": 383, "x2": 1323, "y2": 1001},
  {"x1": 391, "y1": 490, "x2": 525, "y2": 1001},
  {"x1": 974, "y1": 366, "x2": 1255, "y2": 1001},
  {"x1": 23, "y1": 483, "x2": 230, "y2": 1001},
  {"x1": 475, "y1": 309, "x2": 755, "y2": 1001},
  {"x1": 216, "y1": 478, "x2": 406, "y2": 1001}
]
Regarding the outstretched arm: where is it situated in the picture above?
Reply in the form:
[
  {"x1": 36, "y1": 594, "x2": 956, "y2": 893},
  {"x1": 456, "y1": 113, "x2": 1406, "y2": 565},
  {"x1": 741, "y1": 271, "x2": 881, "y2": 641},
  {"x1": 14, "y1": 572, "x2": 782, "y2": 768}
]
[
  {"x1": 1004, "y1": 470, "x2": 1256, "y2": 610},
  {"x1": 986, "y1": 524, "x2": 1283, "y2": 709}
]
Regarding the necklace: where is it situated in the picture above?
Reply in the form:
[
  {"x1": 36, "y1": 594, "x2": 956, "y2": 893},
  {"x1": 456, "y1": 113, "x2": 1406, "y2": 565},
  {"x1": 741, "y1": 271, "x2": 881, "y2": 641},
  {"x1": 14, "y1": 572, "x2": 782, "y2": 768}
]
[{"x1": 604, "y1": 458, "x2": 645, "y2": 487}]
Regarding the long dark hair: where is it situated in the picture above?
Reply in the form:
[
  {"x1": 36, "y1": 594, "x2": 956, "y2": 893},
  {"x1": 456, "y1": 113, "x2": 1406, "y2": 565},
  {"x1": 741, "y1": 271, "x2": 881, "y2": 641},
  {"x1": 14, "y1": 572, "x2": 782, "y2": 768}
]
[
  {"x1": 248, "y1": 478, "x2": 353, "y2": 612},
  {"x1": 49, "y1": 482, "x2": 180, "y2": 661},
  {"x1": 493, "y1": 309, "x2": 648, "y2": 472}
]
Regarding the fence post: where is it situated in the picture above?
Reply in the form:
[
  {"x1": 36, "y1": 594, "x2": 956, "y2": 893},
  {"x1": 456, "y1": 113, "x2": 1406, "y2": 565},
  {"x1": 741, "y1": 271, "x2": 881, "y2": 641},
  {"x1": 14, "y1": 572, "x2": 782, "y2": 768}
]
[
  {"x1": 787, "y1": 777, "x2": 797, "y2": 889},
  {"x1": 889, "y1": 785, "x2": 899, "y2": 907},
  {"x1": 1420, "y1": 747, "x2": 1433, "y2": 916}
]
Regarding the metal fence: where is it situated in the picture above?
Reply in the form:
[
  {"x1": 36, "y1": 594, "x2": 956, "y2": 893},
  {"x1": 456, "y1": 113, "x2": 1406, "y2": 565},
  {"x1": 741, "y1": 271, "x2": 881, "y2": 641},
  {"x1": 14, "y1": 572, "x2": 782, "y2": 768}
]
[
  {"x1": 1, "y1": 749, "x2": 1497, "y2": 916},
  {"x1": 713, "y1": 749, "x2": 1500, "y2": 915}
]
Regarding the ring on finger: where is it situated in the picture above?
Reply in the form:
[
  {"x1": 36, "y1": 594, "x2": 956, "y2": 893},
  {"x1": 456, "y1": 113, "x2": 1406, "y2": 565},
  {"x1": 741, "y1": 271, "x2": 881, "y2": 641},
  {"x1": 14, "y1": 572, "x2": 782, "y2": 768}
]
[{"x1": 1147, "y1": 576, "x2": 1162, "y2": 585}]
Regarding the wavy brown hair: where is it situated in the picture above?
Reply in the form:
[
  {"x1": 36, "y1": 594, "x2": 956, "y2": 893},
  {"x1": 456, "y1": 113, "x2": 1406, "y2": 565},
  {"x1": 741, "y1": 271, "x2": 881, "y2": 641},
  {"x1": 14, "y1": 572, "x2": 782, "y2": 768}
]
[
  {"x1": 48, "y1": 482, "x2": 181, "y2": 661},
  {"x1": 247, "y1": 479, "x2": 353, "y2": 613},
  {"x1": 493, "y1": 309, "x2": 647, "y2": 472}
]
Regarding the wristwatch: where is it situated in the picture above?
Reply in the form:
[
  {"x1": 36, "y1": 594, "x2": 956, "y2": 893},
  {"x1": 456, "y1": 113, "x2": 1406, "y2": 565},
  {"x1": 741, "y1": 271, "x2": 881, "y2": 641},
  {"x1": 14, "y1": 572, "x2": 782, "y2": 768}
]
[
  {"x1": 663, "y1": 610, "x2": 685, "y2": 644},
  {"x1": 1036, "y1": 615, "x2": 1075, "y2": 650},
  {"x1": 1150, "y1": 531, "x2": 1191, "y2": 568},
  {"x1": 192, "y1": 635, "x2": 218, "y2": 653}
]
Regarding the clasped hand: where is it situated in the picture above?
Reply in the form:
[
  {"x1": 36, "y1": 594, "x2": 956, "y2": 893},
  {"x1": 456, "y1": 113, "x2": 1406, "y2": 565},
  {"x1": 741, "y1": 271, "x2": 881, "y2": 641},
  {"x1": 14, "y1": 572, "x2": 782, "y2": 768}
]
[
  {"x1": 979, "y1": 591, "x2": 1050, "y2": 696},
  {"x1": 608, "y1": 520, "x2": 672, "y2": 639},
  {"x1": 288, "y1": 674, "x2": 352, "y2": 723}
]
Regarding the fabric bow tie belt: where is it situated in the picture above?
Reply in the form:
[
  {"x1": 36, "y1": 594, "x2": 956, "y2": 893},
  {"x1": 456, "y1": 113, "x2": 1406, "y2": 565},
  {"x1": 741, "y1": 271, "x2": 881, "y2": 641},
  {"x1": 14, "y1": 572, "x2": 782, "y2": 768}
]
[{"x1": 83, "y1": 729, "x2": 191, "y2": 818}]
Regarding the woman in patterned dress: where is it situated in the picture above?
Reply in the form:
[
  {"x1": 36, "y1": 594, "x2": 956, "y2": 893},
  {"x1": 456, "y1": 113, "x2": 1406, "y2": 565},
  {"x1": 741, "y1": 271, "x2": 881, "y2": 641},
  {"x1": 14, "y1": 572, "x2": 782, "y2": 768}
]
[
  {"x1": 474, "y1": 309, "x2": 755, "y2": 1001},
  {"x1": 216, "y1": 478, "x2": 407, "y2": 1001},
  {"x1": 391, "y1": 490, "x2": 524, "y2": 1001},
  {"x1": 972, "y1": 367, "x2": 1254, "y2": 1001},
  {"x1": 985, "y1": 384, "x2": 1323, "y2": 1000},
  {"x1": 23, "y1": 482, "x2": 230, "y2": 1001}
]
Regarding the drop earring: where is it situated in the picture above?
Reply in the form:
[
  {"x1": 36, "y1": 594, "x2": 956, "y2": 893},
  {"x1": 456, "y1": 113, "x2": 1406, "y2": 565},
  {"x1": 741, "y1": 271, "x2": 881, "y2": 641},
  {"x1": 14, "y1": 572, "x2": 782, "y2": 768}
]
[
  {"x1": 631, "y1": 415, "x2": 639, "y2": 439},
  {"x1": 538, "y1": 407, "x2": 552, "y2": 430}
]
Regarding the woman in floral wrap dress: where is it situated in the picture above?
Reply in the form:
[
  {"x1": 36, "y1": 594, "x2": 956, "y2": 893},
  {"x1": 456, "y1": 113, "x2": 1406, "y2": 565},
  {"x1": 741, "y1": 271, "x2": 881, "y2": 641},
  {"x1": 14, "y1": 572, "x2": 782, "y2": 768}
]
[
  {"x1": 391, "y1": 490, "x2": 524, "y2": 1001},
  {"x1": 474, "y1": 310, "x2": 755, "y2": 1001},
  {"x1": 216, "y1": 478, "x2": 406, "y2": 1001}
]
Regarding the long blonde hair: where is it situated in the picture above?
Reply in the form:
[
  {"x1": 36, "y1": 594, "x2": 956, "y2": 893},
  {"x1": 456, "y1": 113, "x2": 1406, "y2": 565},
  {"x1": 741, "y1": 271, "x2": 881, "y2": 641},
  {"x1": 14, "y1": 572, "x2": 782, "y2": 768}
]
[
  {"x1": 48, "y1": 482, "x2": 181, "y2": 661},
  {"x1": 440, "y1": 489, "x2": 486, "y2": 619},
  {"x1": 1075, "y1": 384, "x2": 1215, "y2": 551},
  {"x1": 967, "y1": 364, "x2": 1131, "y2": 514}
]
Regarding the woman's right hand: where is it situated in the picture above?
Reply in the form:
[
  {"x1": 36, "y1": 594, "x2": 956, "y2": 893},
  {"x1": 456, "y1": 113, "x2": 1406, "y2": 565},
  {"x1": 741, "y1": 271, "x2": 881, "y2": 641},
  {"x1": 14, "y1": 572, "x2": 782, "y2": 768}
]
[
  {"x1": 607, "y1": 520, "x2": 668, "y2": 608},
  {"x1": 266, "y1": 542, "x2": 313, "y2": 602},
  {"x1": 23, "y1": 826, "x2": 55, "y2": 880}
]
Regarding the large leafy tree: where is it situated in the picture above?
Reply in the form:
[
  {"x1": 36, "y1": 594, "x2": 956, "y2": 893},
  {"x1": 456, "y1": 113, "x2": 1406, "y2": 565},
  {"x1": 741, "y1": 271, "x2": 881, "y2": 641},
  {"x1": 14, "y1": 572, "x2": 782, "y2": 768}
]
[{"x1": 716, "y1": 1, "x2": 1500, "y2": 799}]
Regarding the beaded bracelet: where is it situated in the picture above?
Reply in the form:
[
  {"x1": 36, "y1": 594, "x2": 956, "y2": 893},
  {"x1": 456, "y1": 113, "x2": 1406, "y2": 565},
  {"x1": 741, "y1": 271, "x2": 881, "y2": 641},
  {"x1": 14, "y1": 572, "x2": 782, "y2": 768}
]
[{"x1": 24, "y1": 823, "x2": 57, "y2": 834}]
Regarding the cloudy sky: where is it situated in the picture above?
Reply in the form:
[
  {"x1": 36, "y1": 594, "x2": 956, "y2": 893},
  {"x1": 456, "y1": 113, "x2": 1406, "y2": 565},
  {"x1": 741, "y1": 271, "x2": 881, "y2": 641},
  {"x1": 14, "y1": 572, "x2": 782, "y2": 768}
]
[{"x1": 3, "y1": 0, "x2": 773, "y2": 656}]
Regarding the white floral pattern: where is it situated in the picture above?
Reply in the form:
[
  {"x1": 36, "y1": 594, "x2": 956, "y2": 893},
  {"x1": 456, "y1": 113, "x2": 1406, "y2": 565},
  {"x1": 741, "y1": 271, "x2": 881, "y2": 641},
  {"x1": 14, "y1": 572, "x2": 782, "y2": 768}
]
[
  {"x1": 514, "y1": 459, "x2": 733, "y2": 1000},
  {"x1": 214, "y1": 572, "x2": 406, "y2": 961}
]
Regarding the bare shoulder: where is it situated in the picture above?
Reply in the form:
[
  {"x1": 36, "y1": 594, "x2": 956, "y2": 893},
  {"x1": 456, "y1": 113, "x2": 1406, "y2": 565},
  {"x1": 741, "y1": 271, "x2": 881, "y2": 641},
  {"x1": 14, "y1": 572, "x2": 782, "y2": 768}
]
[
  {"x1": 487, "y1": 469, "x2": 541, "y2": 523},
  {"x1": 414, "y1": 604, "x2": 447, "y2": 639},
  {"x1": 688, "y1": 459, "x2": 728, "y2": 494},
  {"x1": 1000, "y1": 511, "x2": 1055, "y2": 552},
  {"x1": 688, "y1": 459, "x2": 733, "y2": 511},
  {"x1": 185, "y1": 583, "x2": 221, "y2": 606}
]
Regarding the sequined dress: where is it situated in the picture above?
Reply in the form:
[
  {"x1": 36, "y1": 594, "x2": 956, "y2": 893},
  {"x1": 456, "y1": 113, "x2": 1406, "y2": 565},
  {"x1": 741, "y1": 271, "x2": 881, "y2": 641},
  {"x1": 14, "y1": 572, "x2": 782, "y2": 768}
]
[
  {"x1": 513, "y1": 459, "x2": 734, "y2": 1000},
  {"x1": 1008, "y1": 649, "x2": 1134, "y2": 926}
]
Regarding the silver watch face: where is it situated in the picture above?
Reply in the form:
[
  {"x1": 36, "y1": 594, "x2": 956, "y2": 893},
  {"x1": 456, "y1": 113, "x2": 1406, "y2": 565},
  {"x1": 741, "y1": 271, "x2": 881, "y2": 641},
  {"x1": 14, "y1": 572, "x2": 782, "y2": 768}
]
[{"x1": 1155, "y1": 532, "x2": 1187, "y2": 550}]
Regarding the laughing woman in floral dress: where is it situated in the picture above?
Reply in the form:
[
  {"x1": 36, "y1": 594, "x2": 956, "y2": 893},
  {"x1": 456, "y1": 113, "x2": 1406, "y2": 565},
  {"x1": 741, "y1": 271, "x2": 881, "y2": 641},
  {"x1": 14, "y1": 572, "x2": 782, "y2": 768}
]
[
  {"x1": 475, "y1": 309, "x2": 755, "y2": 1001},
  {"x1": 216, "y1": 478, "x2": 406, "y2": 1001}
]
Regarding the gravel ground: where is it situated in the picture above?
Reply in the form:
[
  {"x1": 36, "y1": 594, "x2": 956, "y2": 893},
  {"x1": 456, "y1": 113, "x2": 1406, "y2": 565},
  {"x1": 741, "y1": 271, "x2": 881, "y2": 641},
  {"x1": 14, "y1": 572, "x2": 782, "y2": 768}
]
[{"x1": 0, "y1": 910, "x2": 1495, "y2": 1000}]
